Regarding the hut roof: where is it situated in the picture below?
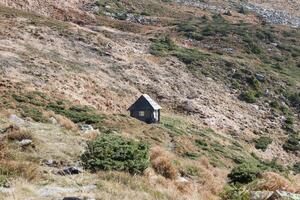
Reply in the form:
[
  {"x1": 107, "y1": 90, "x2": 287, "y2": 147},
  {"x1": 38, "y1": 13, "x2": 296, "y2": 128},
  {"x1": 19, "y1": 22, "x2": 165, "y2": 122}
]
[{"x1": 128, "y1": 94, "x2": 162, "y2": 111}]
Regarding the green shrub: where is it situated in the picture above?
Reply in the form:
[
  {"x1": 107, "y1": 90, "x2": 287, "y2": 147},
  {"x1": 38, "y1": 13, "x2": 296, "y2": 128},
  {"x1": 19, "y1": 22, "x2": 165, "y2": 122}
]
[
  {"x1": 195, "y1": 139, "x2": 208, "y2": 147},
  {"x1": 150, "y1": 36, "x2": 176, "y2": 56},
  {"x1": 173, "y1": 48, "x2": 207, "y2": 65},
  {"x1": 287, "y1": 92, "x2": 300, "y2": 108},
  {"x1": 184, "y1": 165, "x2": 201, "y2": 177},
  {"x1": 238, "y1": 6, "x2": 248, "y2": 14},
  {"x1": 228, "y1": 162, "x2": 262, "y2": 184},
  {"x1": 47, "y1": 103, "x2": 104, "y2": 124},
  {"x1": 183, "y1": 152, "x2": 199, "y2": 160},
  {"x1": 260, "y1": 158, "x2": 284, "y2": 172},
  {"x1": 285, "y1": 116, "x2": 294, "y2": 125},
  {"x1": 239, "y1": 91, "x2": 257, "y2": 103},
  {"x1": 293, "y1": 162, "x2": 300, "y2": 174},
  {"x1": 81, "y1": 134, "x2": 150, "y2": 174},
  {"x1": 254, "y1": 136, "x2": 272, "y2": 151},
  {"x1": 221, "y1": 184, "x2": 250, "y2": 200},
  {"x1": 269, "y1": 100, "x2": 280, "y2": 109},
  {"x1": 246, "y1": 76, "x2": 260, "y2": 90},
  {"x1": 282, "y1": 116, "x2": 295, "y2": 133},
  {"x1": 283, "y1": 135, "x2": 300, "y2": 153},
  {"x1": 20, "y1": 106, "x2": 47, "y2": 122},
  {"x1": 150, "y1": 36, "x2": 209, "y2": 65}
]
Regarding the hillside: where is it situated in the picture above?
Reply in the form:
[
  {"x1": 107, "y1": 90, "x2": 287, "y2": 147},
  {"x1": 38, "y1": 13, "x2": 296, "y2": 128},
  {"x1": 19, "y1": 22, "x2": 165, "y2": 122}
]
[{"x1": 0, "y1": 0, "x2": 299, "y2": 199}]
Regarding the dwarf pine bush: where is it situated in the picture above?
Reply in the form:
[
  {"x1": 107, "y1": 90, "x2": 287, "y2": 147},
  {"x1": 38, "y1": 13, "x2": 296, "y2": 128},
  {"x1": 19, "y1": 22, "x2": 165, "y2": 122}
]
[
  {"x1": 81, "y1": 134, "x2": 150, "y2": 174},
  {"x1": 228, "y1": 162, "x2": 262, "y2": 184}
]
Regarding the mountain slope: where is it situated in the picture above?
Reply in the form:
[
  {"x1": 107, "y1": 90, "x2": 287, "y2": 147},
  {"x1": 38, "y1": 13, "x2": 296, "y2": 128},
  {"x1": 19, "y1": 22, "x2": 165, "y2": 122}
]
[{"x1": 0, "y1": 1, "x2": 299, "y2": 199}]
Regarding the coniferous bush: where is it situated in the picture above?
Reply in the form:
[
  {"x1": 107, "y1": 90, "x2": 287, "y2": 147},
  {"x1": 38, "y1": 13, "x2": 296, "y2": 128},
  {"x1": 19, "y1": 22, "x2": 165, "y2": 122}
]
[
  {"x1": 254, "y1": 136, "x2": 272, "y2": 151},
  {"x1": 81, "y1": 134, "x2": 150, "y2": 174},
  {"x1": 293, "y1": 162, "x2": 300, "y2": 174},
  {"x1": 239, "y1": 91, "x2": 257, "y2": 103},
  {"x1": 228, "y1": 162, "x2": 262, "y2": 184},
  {"x1": 283, "y1": 135, "x2": 300, "y2": 153}
]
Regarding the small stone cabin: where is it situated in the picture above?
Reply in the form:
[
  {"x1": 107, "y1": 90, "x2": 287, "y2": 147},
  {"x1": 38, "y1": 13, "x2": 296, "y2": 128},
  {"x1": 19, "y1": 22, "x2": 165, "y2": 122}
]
[{"x1": 128, "y1": 94, "x2": 161, "y2": 124}]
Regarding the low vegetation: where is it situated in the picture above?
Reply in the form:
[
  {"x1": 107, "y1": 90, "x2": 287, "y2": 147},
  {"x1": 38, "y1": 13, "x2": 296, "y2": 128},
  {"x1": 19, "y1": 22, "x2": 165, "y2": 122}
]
[
  {"x1": 9, "y1": 91, "x2": 105, "y2": 127},
  {"x1": 254, "y1": 136, "x2": 272, "y2": 151},
  {"x1": 283, "y1": 134, "x2": 300, "y2": 153},
  {"x1": 150, "y1": 36, "x2": 210, "y2": 66},
  {"x1": 228, "y1": 161, "x2": 262, "y2": 184},
  {"x1": 150, "y1": 147, "x2": 178, "y2": 179},
  {"x1": 239, "y1": 90, "x2": 258, "y2": 103},
  {"x1": 221, "y1": 184, "x2": 250, "y2": 200},
  {"x1": 293, "y1": 162, "x2": 300, "y2": 174},
  {"x1": 81, "y1": 134, "x2": 150, "y2": 174}
]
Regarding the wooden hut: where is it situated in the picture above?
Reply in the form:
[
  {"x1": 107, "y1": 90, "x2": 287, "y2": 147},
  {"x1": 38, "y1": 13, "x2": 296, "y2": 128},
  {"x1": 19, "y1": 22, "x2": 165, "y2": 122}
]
[{"x1": 128, "y1": 94, "x2": 161, "y2": 123}]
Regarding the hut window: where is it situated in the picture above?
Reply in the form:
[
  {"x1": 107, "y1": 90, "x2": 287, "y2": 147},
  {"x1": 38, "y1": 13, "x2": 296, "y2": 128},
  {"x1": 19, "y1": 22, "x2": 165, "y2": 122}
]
[{"x1": 139, "y1": 111, "x2": 145, "y2": 117}]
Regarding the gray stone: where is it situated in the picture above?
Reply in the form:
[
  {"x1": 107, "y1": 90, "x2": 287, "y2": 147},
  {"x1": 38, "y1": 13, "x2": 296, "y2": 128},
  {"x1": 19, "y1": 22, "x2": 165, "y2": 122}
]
[
  {"x1": 80, "y1": 124, "x2": 94, "y2": 132},
  {"x1": 9, "y1": 114, "x2": 25, "y2": 125},
  {"x1": 17, "y1": 139, "x2": 32, "y2": 147},
  {"x1": 255, "y1": 73, "x2": 265, "y2": 82},
  {"x1": 49, "y1": 117, "x2": 57, "y2": 124},
  {"x1": 176, "y1": 177, "x2": 189, "y2": 183},
  {"x1": 250, "y1": 190, "x2": 300, "y2": 200},
  {"x1": 0, "y1": 187, "x2": 14, "y2": 194},
  {"x1": 57, "y1": 167, "x2": 83, "y2": 176},
  {"x1": 271, "y1": 43, "x2": 278, "y2": 47},
  {"x1": 250, "y1": 191, "x2": 273, "y2": 200},
  {"x1": 43, "y1": 159, "x2": 59, "y2": 167}
]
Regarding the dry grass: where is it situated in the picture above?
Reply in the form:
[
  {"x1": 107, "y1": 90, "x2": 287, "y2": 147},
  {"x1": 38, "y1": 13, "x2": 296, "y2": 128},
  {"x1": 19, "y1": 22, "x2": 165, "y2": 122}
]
[
  {"x1": 255, "y1": 172, "x2": 300, "y2": 193},
  {"x1": 0, "y1": 142, "x2": 39, "y2": 185},
  {"x1": 44, "y1": 110, "x2": 78, "y2": 131},
  {"x1": 150, "y1": 147, "x2": 178, "y2": 180},
  {"x1": 0, "y1": 160, "x2": 39, "y2": 181},
  {"x1": 54, "y1": 114, "x2": 78, "y2": 131},
  {"x1": 5, "y1": 126, "x2": 33, "y2": 141}
]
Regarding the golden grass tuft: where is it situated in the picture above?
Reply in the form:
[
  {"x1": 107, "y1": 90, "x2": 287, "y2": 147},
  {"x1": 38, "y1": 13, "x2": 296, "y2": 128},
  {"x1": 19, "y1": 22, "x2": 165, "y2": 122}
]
[
  {"x1": 5, "y1": 126, "x2": 33, "y2": 141},
  {"x1": 0, "y1": 160, "x2": 39, "y2": 182},
  {"x1": 43, "y1": 110, "x2": 78, "y2": 131},
  {"x1": 150, "y1": 147, "x2": 178, "y2": 180},
  {"x1": 0, "y1": 143, "x2": 39, "y2": 183},
  {"x1": 54, "y1": 114, "x2": 78, "y2": 131},
  {"x1": 255, "y1": 172, "x2": 300, "y2": 193}
]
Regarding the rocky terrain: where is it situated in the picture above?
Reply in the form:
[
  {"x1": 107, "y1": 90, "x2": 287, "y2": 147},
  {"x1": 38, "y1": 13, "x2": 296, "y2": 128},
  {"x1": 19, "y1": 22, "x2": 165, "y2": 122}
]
[{"x1": 0, "y1": 0, "x2": 299, "y2": 199}]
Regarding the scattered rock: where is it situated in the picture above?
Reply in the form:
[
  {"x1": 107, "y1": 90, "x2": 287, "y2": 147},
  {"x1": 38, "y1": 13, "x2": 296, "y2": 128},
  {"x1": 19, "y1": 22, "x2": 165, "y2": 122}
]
[
  {"x1": 255, "y1": 73, "x2": 265, "y2": 82},
  {"x1": 250, "y1": 191, "x2": 273, "y2": 200},
  {"x1": 264, "y1": 89, "x2": 270, "y2": 97},
  {"x1": 176, "y1": 177, "x2": 189, "y2": 183},
  {"x1": 49, "y1": 117, "x2": 58, "y2": 124},
  {"x1": 63, "y1": 198, "x2": 82, "y2": 200},
  {"x1": 223, "y1": 48, "x2": 235, "y2": 54},
  {"x1": 0, "y1": 187, "x2": 14, "y2": 194},
  {"x1": 62, "y1": 198, "x2": 95, "y2": 200},
  {"x1": 9, "y1": 114, "x2": 25, "y2": 125},
  {"x1": 250, "y1": 190, "x2": 300, "y2": 200},
  {"x1": 57, "y1": 167, "x2": 83, "y2": 176},
  {"x1": 43, "y1": 159, "x2": 60, "y2": 167},
  {"x1": 17, "y1": 139, "x2": 33, "y2": 147},
  {"x1": 271, "y1": 43, "x2": 278, "y2": 47},
  {"x1": 244, "y1": 3, "x2": 300, "y2": 28},
  {"x1": 80, "y1": 124, "x2": 94, "y2": 132}
]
